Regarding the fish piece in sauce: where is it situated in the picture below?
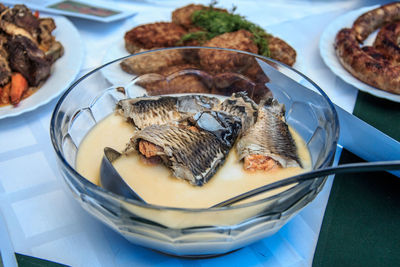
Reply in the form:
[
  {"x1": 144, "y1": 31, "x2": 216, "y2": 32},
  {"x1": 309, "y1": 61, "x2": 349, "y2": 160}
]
[
  {"x1": 117, "y1": 95, "x2": 220, "y2": 129},
  {"x1": 129, "y1": 111, "x2": 241, "y2": 186},
  {"x1": 218, "y1": 92, "x2": 258, "y2": 134},
  {"x1": 236, "y1": 98, "x2": 301, "y2": 171}
]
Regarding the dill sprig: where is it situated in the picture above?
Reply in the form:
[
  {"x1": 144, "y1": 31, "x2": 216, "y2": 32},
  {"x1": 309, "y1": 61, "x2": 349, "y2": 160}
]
[
  {"x1": 179, "y1": 31, "x2": 210, "y2": 44},
  {"x1": 180, "y1": 7, "x2": 271, "y2": 57}
]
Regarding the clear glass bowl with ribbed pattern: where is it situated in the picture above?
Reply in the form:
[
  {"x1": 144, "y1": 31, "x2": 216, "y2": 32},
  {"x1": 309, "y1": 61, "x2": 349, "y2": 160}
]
[{"x1": 50, "y1": 47, "x2": 338, "y2": 257}]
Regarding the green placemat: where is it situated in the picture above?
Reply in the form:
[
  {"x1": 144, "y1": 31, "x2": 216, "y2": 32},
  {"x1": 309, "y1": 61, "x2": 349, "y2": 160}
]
[
  {"x1": 15, "y1": 253, "x2": 69, "y2": 267},
  {"x1": 353, "y1": 92, "x2": 400, "y2": 141},
  {"x1": 313, "y1": 91, "x2": 400, "y2": 266}
]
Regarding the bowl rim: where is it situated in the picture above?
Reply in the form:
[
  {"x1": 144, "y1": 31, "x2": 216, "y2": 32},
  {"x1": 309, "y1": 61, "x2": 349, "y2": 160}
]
[{"x1": 50, "y1": 46, "x2": 339, "y2": 212}]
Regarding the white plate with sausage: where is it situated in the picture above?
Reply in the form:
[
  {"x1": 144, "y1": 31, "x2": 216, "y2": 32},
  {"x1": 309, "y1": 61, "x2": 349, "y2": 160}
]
[
  {"x1": 0, "y1": 15, "x2": 84, "y2": 120},
  {"x1": 319, "y1": 5, "x2": 400, "y2": 103}
]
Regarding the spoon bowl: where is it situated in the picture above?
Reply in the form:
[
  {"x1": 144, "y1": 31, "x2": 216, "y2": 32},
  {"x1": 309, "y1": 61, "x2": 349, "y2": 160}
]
[{"x1": 100, "y1": 147, "x2": 145, "y2": 202}]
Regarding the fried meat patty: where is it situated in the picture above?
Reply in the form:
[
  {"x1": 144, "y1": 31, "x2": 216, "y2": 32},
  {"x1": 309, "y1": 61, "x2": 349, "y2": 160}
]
[
  {"x1": 124, "y1": 22, "x2": 187, "y2": 54},
  {"x1": 198, "y1": 30, "x2": 258, "y2": 72},
  {"x1": 172, "y1": 4, "x2": 205, "y2": 29},
  {"x1": 138, "y1": 64, "x2": 211, "y2": 96},
  {"x1": 120, "y1": 49, "x2": 185, "y2": 75},
  {"x1": 267, "y1": 36, "x2": 296, "y2": 67},
  {"x1": 171, "y1": 4, "x2": 227, "y2": 30}
]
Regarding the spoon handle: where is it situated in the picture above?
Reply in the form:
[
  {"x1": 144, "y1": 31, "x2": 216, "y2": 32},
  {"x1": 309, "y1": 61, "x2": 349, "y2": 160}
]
[{"x1": 212, "y1": 160, "x2": 400, "y2": 208}]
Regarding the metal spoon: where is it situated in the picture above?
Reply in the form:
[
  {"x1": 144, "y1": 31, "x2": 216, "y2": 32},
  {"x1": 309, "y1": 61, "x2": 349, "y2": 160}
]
[
  {"x1": 211, "y1": 160, "x2": 400, "y2": 207},
  {"x1": 100, "y1": 147, "x2": 145, "y2": 202},
  {"x1": 100, "y1": 148, "x2": 400, "y2": 207}
]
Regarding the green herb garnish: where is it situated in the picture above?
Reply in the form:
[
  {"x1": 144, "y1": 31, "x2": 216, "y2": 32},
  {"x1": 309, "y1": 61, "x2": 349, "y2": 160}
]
[
  {"x1": 179, "y1": 31, "x2": 210, "y2": 45},
  {"x1": 180, "y1": 6, "x2": 271, "y2": 57}
]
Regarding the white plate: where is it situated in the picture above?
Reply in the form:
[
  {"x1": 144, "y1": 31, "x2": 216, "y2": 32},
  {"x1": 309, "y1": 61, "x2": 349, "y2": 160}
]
[
  {"x1": 2, "y1": 0, "x2": 136, "y2": 23},
  {"x1": 0, "y1": 15, "x2": 84, "y2": 119},
  {"x1": 319, "y1": 5, "x2": 400, "y2": 103}
]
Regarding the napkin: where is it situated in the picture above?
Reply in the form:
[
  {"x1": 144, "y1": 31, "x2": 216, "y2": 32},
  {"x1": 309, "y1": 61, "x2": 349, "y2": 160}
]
[{"x1": 313, "y1": 92, "x2": 400, "y2": 266}]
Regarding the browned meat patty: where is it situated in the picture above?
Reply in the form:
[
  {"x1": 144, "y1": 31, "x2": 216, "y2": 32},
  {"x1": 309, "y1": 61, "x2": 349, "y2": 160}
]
[
  {"x1": 124, "y1": 22, "x2": 187, "y2": 54},
  {"x1": 198, "y1": 30, "x2": 258, "y2": 73},
  {"x1": 267, "y1": 36, "x2": 296, "y2": 67},
  {"x1": 334, "y1": 28, "x2": 400, "y2": 94},
  {"x1": 120, "y1": 49, "x2": 185, "y2": 75},
  {"x1": 137, "y1": 64, "x2": 211, "y2": 96},
  {"x1": 171, "y1": 4, "x2": 227, "y2": 29},
  {"x1": 172, "y1": 4, "x2": 206, "y2": 29},
  {"x1": 353, "y1": 2, "x2": 400, "y2": 42}
]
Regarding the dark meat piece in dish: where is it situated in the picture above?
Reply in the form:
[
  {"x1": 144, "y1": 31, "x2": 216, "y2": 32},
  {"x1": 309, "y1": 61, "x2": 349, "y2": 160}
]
[
  {"x1": 0, "y1": 35, "x2": 11, "y2": 86},
  {"x1": 0, "y1": 4, "x2": 63, "y2": 106},
  {"x1": 1, "y1": 4, "x2": 40, "y2": 40},
  {"x1": 0, "y1": 4, "x2": 63, "y2": 87},
  {"x1": 35, "y1": 17, "x2": 64, "y2": 62},
  {"x1": 124, "y1": 22, "x2": 187, "y2": 54},
  {"x1": 7, "y1": 35, "x2": 51, "y2": 86}
]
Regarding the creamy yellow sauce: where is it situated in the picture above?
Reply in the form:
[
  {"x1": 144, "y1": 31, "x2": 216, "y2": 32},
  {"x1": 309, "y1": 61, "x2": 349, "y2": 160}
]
[{"x1": 76, "y1": 112, "x2": 311, "y2": 209}]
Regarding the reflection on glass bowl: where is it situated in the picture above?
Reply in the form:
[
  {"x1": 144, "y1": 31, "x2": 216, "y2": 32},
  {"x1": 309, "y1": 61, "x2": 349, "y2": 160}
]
[{"x1": 50, "y1": 47, "x2": 338, "y2": 257}]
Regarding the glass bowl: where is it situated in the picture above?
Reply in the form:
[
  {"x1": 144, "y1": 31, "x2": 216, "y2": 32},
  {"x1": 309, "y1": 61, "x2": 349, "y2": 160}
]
[{"x1": 50, "y1": 47, "x2": 339, "y2": 257}]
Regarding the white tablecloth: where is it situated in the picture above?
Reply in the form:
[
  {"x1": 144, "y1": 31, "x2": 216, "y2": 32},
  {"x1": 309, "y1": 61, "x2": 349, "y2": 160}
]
[{"x1": 0, "y1": 1, "x2": 394, "y2": 266}]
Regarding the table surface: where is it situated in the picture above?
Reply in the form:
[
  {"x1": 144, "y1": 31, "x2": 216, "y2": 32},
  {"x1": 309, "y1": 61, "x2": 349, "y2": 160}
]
[{"x1": 0, "y1": 0, "x2": 396, "y2": 266}]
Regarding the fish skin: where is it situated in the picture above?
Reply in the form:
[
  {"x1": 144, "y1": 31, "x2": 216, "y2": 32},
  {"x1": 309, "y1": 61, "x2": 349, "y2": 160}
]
[
  {"x1": 191, "y1": 110, "x2": 242, "y2": 148},
  {"x1": 218, "y1": 92, "x2": 258, "y2": 135},
  {"x1": 236, "y1": 98, "x2": 302, "y2": 168},
  {"x1": 117, "y1": 95, "x2": 220, "y2": 130},
  {"x1": 130, "y1": 111, "x2": 241, "y2": 186}
]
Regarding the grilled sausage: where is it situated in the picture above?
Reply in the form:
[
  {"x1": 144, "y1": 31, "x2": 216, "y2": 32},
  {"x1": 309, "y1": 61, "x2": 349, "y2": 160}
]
[
  {"x1": 334, "y1": 28, "x2": 400, "y2": 94},
  {"x1": 353, "y1": 2, "x2": 400, "y2": 42},
  {"x1": 373, "y1": 20, "x2": 400, "y2": 64}
]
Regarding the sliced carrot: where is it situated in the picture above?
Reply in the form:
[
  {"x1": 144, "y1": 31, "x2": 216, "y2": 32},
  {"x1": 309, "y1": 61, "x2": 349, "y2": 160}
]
[
  {"x1": 0, "y1": 83, "x2": 11, "y2": 105},
  {"x1": 10, "y1": 73, "x2": 28, "y2": 105},
  {"x1": 34, "y1": 10, "x2": 39, "y2": 18}
]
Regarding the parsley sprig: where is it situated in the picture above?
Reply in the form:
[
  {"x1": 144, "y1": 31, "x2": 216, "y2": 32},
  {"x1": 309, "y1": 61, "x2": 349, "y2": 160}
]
[{"x1": 180, "y1": 6, "x2": 271, "y2": 57}]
